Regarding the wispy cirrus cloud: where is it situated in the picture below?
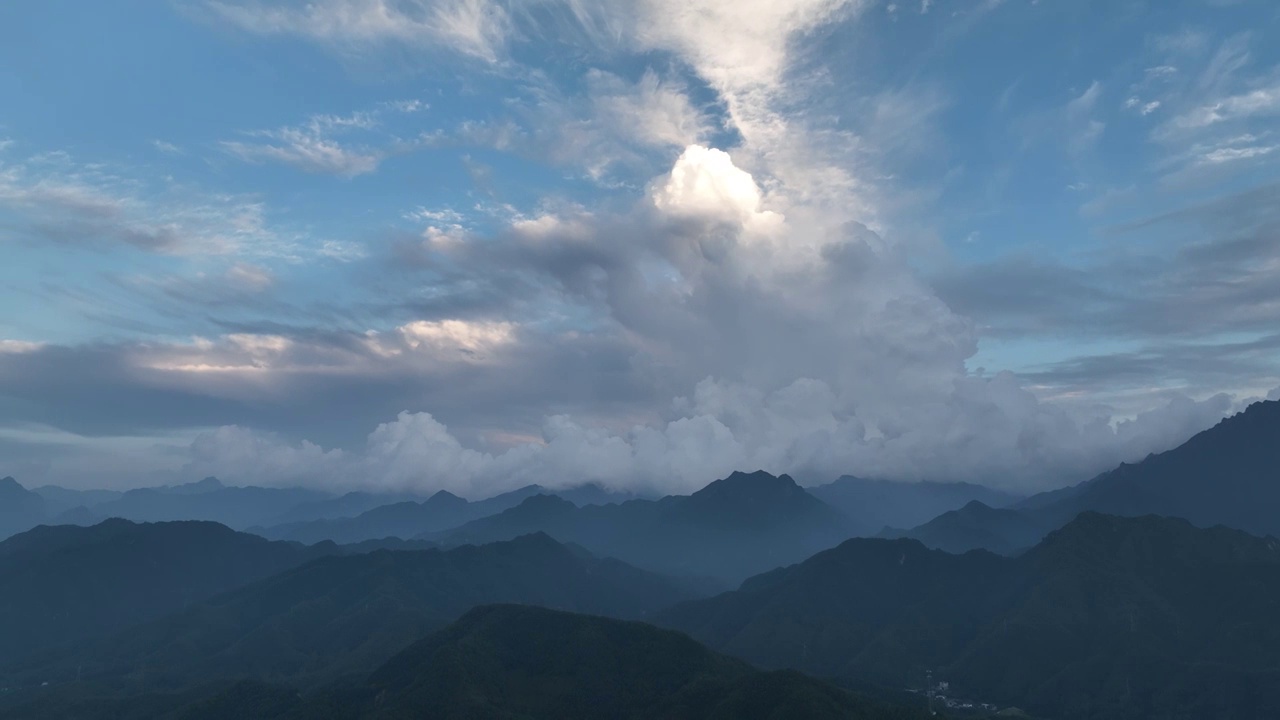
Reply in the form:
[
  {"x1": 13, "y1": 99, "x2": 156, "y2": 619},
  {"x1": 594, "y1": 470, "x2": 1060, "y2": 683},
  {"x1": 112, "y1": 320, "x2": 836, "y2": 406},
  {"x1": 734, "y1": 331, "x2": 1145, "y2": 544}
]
[
  {"x1": 205, "y1": 0, "x2": 510, "y2": 62},
  {"x1": 221, "y1": 103, "x2": 427, "y2": 177},
  {"x1": 0, "y1": 151, "x2": 283, "y2": 255}
]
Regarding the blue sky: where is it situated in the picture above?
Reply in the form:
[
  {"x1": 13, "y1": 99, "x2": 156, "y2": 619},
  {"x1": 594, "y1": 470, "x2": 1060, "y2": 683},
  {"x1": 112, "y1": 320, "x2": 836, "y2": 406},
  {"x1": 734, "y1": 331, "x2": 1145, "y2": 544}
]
[{"x1": 1, "y1": 0, "x2": 1278, "y2": 494}]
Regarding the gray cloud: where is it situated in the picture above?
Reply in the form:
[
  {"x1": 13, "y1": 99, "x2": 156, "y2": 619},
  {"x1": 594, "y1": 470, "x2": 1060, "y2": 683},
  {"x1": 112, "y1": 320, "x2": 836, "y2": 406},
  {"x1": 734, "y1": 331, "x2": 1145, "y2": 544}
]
[
  {"x1": 5, "y1": 0, "x2": 1271, "y2": 496},
  {"x1": 2, "y1": 153, "x2": 1254, "y2": 495},
  {"x1": 934, "y1": 181, "x2": 1280, "y2": 342}
]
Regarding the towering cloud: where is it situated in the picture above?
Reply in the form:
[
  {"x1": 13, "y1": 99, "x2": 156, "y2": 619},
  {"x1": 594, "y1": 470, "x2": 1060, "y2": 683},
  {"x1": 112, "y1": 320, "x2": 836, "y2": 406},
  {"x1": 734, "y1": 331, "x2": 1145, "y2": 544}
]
[{"x1": 1, "y1": 0, "x2": 1271, "y2": 494}]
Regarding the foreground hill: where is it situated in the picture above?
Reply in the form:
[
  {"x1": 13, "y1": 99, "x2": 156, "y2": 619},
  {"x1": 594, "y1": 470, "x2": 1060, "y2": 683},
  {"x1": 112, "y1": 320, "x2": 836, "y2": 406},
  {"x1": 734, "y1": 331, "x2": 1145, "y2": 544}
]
[
  {"x1": 891, "y1": 399, "x2": 1280, "y2": 555},
  {"x1": 298, "y1": 604, "x2": 932, "y2": 720},
  {"x1": 660, "y1": 512, "x2": 1280, "y2": 719},
  {"x1": 0, "y1": 519, "x2": 335, "y2": 664},
  {"x1": 430, "y1": 471, "x2": 855, "y2": 584},
  {"x1": 809, "y1": 476, "x2": 1020, "y2": 536},
  {"x1": 7, "y1": 533, "x2": 695, "y2": 692},
  {"x1": 4, "y1": 606, "x2": 932, "y2": 720}
]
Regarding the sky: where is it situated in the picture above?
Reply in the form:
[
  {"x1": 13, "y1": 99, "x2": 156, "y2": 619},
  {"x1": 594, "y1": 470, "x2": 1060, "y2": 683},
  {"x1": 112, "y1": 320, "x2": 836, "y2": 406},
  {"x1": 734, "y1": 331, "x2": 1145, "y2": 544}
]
[{"x1": 1, "y1": 0, "x2": 1278, "y2": 496}]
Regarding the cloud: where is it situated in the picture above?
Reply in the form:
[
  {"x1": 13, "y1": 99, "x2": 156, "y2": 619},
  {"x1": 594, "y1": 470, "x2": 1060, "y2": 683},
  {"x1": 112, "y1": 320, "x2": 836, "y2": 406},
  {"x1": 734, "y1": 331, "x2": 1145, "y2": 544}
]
[
  {"x1": 431, "y1": 68, "x2": 714, "y2": 183},
  {"x1": 152, "y1": 140, "x2": 184, "y2": 155},
  {"x1": 932, "y1": 181, "x2": 1280, "y2": 404},
  {"x1": 3, "y1": 170, "x2": 1259, "y2": 493},
  {"x1": 1124, "y1": 97, "x2": 1161, "y2": 115},
  {"x1": 588, "y1": 70, "x2": 712, "y2": 151},
  {"x1": 206, "y1": 0, "x2": 510, "y2": 62},
  {"x1": 5, "y1": 0, "x2": 1267, "y2": 498},
  {"x1": 172, "y1": 378, "x2": 1245, "y2": 497},
  {"x1": 225, "y1": 262, "x2": 276, "y2": 292},
  {"x1": 0, "y1": 340, "x2": 44, "y2": 354},
  {"x1": 627, "y1": 0, "x2": 857, "y2": 93},
  {"x1": 649, "y1": 145, "x2": 782, "y2": 232},
  {"x1": 1170, "y1": 84, "x2": 1280, "y2": 131},
  {"x1": 222, "y1": 111, "x2": 392, "y2": 177},
  {"x1": 0, "y1": 151, "x2": 296, "y2": 256},
  {"x1": 1065, "y1": 80, "x2": 1105, "y2": 150}
]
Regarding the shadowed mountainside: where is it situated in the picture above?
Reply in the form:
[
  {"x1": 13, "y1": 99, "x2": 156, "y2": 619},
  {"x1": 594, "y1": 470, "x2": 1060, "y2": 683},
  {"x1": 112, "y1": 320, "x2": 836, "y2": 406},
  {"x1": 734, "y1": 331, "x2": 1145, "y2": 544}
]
[
  {"x1": 5, "y1": 533, "x2": 697, "y2": 693},
  {"x1": 0, "y1": 519, "x2": 337, "y2": 664},
  {"x1": 661, "y1": 512, "x2": 1280, "y2": 719}
]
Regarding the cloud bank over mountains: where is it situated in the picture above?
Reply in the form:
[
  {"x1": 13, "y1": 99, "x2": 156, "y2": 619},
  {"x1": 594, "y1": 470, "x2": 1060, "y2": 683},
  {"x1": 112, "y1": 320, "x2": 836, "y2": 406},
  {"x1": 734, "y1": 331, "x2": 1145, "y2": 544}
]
[{"x1": 2, "y1": 0, "x2": 1277, "y2": 494}]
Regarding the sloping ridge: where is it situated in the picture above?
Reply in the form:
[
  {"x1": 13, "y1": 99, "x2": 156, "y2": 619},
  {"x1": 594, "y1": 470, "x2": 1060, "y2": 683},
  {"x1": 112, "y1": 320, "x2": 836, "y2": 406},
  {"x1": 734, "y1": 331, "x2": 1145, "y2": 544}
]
[
  {"x1": 892, "y1": 399, "x2": 1280, "y2": 555},
  {"x1": 1052, "y1": 399, "x2": 1280, "y2": 536}
]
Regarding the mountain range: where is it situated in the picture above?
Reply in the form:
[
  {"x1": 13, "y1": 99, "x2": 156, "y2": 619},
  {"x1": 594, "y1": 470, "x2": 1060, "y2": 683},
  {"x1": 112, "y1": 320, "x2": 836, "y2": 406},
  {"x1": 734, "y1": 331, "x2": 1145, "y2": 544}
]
[
  {"x1": 4, "y1": 532, "x2": 695, "y2": 694},
  {"x1": 427, "y1": 470, "x2": 857, "y2": 584},
  {"x1": 252, "y1": 482, "x2": 652, "y2": 545},
  {"x1": 660, "y1": 512, "x2": 1280, "y2": 719},
  {"x1": 3, "y1": 399, "x2": 1279, "y2": 718},
  {"x1": 255, "y1": 486, "x2": 544, "y2": 545}
]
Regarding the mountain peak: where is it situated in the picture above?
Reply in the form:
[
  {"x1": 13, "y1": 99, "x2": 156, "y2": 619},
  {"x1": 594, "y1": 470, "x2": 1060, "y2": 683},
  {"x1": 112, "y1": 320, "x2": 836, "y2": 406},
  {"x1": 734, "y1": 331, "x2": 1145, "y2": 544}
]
[
  {"x1": 694, "y1": 470, "x2": 802, "y2": 498},
  {"x1": 0, "y1": 476, "x2": 24, "y2": 492},
  {"x1": 426, "y1": 489, "x2": 467, "y2": 506},
  {"x1": 518, "y1": 493, "x2": 576, "y2": 511}
]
